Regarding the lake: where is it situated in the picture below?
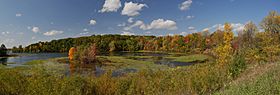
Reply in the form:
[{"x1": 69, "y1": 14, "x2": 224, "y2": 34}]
[
  {"x1": 0, "y1": 52, "x2": 196, "y2": 67},
  {"x1": 0, "y1": 52, "x2": 202, "y2": 77},
  {"x1": 0, "y1": 53, "x2": 68, "y2": 67}
]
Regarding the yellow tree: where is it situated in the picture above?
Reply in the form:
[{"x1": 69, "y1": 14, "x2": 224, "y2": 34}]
[
  {"x1": 215, "y1": 23, "x2": 234, "y2": 66},
  {"x1": 68, "y1": 47, "x2": 76, "y2": 60}
]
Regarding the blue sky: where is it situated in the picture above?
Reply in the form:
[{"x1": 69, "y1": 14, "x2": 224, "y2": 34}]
[{"x1": 0, "y1": 0, "x2": 279, "y2": 47}]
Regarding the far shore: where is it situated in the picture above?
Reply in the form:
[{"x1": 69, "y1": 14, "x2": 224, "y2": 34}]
[{"x1": 0, "y1": 54, "x2": 18, "y2": 57}]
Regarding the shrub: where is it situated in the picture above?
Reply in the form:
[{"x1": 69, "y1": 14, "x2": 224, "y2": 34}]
[
  {"x1": 229, "y1": 53, "x2": 246, "y2": 78},
  {"x1": 74, "y1": 43, "x2": 98, "y2": 64}
]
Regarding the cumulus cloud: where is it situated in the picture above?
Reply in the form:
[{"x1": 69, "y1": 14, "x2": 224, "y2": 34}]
[
  {"x1": 83, "y1": 28, "x2": 88, "y2": 32},
  {"x1": 179, "y1": 0, "x2": 192, "y2": 11},
  {"x1": 99, "y1": 0, "x2": 121, "y2": 13},
  {"x1": 32, "y1": 27, "x2": 40, "y2": 33},
  {"x1": 43, "y1": 30, "x2": 64, "y2": 36},
  {"x1": 124, "y1": 20, "x2": 145, "y2": 31},
  {"x1": 89, "y1": 19, "x2": 97, "y2": 25},
  {"x1": 145, "y1": 19, "x2": 178, "y2": 30},
  {"x1": 124, "y1": 19, "x2": 178, "y2": 31},
  {"x1": 128, "y1": 17, "x2": 134, "y2": 23},
  {"x1": 202, "y1": 23, "x2": 245, "y2": 33},
  {"x1": 16, "y1": 13, "x2": 22, "y2": 17},
  {"x1": 121, "y1": 2, "x2": 147, "y2": 16},
  {"x1": 188, "y1": 26, "x2": 195, "y2": 30},
  {"x1": 180, "y1": 32, "x2": 188, "y2": 35},
  {"x1": 121, "y1": 31, "x2": 135, "y2": 35}
]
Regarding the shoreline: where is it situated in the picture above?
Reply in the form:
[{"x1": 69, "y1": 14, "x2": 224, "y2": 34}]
[{"x1": 0, "y1": 54, "x2": 18, "y2": 58}]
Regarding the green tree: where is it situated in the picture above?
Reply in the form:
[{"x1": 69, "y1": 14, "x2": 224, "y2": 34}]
[{"x1": 0, "y1": 44, "x2": 7, "y2": 56}]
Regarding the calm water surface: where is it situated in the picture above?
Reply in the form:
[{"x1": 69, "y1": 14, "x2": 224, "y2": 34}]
[{"x1": 0, "y1": 53, "x2": 67, "y2": 67}]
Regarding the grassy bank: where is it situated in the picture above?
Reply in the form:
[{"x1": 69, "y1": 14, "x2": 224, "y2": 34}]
[{"x1": 215, "y1": 62, "x2": 280, "y2": 95}]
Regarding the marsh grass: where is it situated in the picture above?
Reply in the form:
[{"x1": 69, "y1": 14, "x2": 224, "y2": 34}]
[
  {"x1": 0, "y1": 60, "x2": 230, "y2": 95},
  {"x1": 166, "y1": 54, "x2": 211, "y2": 63}
]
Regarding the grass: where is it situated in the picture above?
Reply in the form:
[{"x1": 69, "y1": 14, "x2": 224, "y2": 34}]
[
  {"x1": 24, "y1": 60, "x2": 48, "y2": 65},
  {"x1": 166, "y1": 54, "x2": 211, "y2": 63},
  {"x1": 215, "y1": 62, "x2": 280, "y2": 95},
  {"x1": 98, "y1": 56, "x2": 169, "y2": 71}
]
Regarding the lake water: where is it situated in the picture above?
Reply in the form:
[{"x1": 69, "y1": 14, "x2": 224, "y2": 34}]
[{"x1": 0, "y1": 53, "x2": 68, "y2": 67}]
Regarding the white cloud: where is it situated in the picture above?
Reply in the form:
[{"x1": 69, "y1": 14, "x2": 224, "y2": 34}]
[
  {"x1": 231, "y1": 23, "x2": 245, "y2": 32},
  {"x1": 186, "y1": 15, "x2": 195, "y2": 19},
  {"x1": 202, "y1": 28, "x2": 209, "y2": 31},
  {"x1": 118, "y1": 23, "x2": 126, "y2": 27},
  {"x1": 128, "y1": 17, "x2": 134, "y2": 23},
  {"x1": 43, "y1": 30, "x2": 64, "y2": 36},
  {"x1": 145, "y1": 19, "x2": 178, "y2": 30},
  {"x1": 32, "y1": 27, "x2": 40, "y2": 33},
  {"x1": 124, "y1": 20, "x2": 145, "y2": 31},
  {"x1": 168, "y1": 33, "x2": 174, "y2": 36},
  {"x1": 121, "y1": 2, "x2": 147, "y2": 16},
  {"x1": 1, "y1": 31, "x2": 10, "y2": 35},
  {"x1": 16, "y1": 13, "x2": 22, "y2": 17},
  {"x1": 179, "y1": 0, "x2": 192, "y2": 11},
  {"x1": 180, "y1": 32, "x2": 188, "y2": 35},
  {"x1": 79, "y1": 32, "x2": 89, "y2": 35},
  {"x1": 202, "y1": 23, "x2": 245, "y2": 33},
  {"x1": 89, "y1": 19, "x2": 97, "y2": 25},
  {"x1": 121, "y1": 31, "x2": 135, "y2": 35},
  {"x1": 188, "y1": 26, "x2": 195, "y2": 30},
  {"x1": 181, "y1": 26, "x2": 198, "y2": 35},
  {"x1": 99, "y1": 0, "x2": 121, "y2": 13},
  {"x1": 83, "y1": 28, "x2": 88, "y2": 32},
  {"x1": 124, "y1": 19, "x2": 178, "y2": 31}
]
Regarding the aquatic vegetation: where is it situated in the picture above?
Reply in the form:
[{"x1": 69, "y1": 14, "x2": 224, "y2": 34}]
[{"x1": 166, "y1": 54, "x2": 210, "y2": 63}]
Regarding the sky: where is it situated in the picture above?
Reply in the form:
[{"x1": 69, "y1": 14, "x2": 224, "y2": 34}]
[{"x1": 0, "y1": 0, "x2": 279, "y2": 48}]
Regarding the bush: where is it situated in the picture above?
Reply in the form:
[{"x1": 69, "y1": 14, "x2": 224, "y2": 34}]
[
  {"x1": 229, "y1": 53, "x2": 246, "y2": 78},
  {"x1": 74, "y1": 43, "x2": 98, "y2": 64}
]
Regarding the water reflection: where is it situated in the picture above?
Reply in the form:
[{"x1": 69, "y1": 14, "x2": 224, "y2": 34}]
[
  {"x1": 101, "y1": 52, "x2": 170, "y2": 57},
  {"x1": 1, "y1": 53, "x2": 67, "y2": 65},
  {"x1": 68, "y1": 61, "x2": 104, "y2": 77},
  {"x1": 0, "y1": 57, "x2": 8, "y2": 65}
]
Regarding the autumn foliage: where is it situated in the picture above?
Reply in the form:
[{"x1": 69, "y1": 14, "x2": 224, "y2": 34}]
[{"x1": 68, "y1": 47, "x2": 76, "y2": 60}]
